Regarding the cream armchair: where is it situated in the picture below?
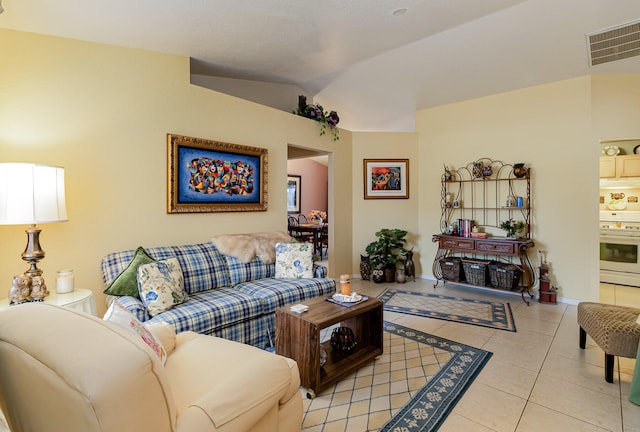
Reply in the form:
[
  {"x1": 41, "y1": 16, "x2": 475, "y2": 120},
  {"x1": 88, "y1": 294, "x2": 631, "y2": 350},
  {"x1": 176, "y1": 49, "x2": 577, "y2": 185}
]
[{"x1": 0, "y1": 303, "x2": 303, "y2": 432}]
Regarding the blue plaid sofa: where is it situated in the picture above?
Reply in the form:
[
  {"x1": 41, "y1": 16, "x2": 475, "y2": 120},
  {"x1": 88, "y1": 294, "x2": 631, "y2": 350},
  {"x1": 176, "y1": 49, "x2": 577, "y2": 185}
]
[{"x1": 101, "y1": 242, "x2": 335, "y2": 348}]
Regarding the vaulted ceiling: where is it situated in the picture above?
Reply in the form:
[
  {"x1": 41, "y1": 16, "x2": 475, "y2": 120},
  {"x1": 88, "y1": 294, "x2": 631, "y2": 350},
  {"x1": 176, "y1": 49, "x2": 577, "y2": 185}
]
[{"x1": 2, "y1": 0, "x2": 640, "y2": 131}]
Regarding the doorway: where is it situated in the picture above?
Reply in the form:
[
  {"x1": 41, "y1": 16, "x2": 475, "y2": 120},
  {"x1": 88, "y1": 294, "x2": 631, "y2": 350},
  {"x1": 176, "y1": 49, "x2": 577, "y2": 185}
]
[{"x1": 287, "y1": 145, "x2": 331, "y2": 267}]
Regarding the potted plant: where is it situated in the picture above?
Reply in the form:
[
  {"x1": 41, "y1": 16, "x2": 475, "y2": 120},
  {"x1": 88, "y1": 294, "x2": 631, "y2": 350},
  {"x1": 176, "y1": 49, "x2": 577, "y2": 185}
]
[
  {"x1": 365, "y1": 229, "x2": 409, "y2": 283},
  {"x1": 500, "y1": 219, "x2": 526, "y2": 238}
]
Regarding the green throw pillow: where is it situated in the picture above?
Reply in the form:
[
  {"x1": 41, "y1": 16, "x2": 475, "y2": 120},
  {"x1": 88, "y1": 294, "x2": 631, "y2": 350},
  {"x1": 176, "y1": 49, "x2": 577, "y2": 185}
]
[{"x1": 103, "y1": 247, "x2": 155, "y2": 297}]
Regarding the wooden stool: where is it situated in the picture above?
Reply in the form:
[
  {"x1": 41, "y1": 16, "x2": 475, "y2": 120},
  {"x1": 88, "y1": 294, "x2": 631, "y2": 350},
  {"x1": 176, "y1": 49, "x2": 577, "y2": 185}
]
[{"x1": 577, "y1": 302, "x2": 640, "y2": 383}]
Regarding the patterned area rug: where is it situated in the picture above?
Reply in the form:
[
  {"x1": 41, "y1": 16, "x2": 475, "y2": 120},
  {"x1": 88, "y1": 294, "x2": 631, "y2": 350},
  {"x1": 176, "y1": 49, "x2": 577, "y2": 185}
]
[
  {"x1": 379, "y1": 289, "x2": 516, "y2": 332},
  {"x1": 301, "y1": 322, "x2": 492, "y2": 431}
]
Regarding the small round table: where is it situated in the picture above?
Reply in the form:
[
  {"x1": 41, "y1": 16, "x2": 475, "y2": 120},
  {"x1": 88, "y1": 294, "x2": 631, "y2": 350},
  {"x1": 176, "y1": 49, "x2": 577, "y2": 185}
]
[{"x1": 0, "y1": 288, "x2": 97, "y2": 316}]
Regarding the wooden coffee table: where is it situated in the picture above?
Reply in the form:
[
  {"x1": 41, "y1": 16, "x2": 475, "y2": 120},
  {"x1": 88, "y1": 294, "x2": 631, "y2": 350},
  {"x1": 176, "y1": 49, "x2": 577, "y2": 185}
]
[{"x1": 275, "y1": 295, "x2": 383, "y2": 398}]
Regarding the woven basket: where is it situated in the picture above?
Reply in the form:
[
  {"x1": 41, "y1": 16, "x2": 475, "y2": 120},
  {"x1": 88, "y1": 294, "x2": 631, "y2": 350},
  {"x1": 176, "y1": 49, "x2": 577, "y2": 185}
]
[
  {"x1": 461, "y1": 259, "x2": 490, "y2": 286},
  {"x1": 440, "y1": 257, "x2": 462, "y2": 282},
  {"x1": 489, "y1": 263, "x2": 521, "y2": 290}
]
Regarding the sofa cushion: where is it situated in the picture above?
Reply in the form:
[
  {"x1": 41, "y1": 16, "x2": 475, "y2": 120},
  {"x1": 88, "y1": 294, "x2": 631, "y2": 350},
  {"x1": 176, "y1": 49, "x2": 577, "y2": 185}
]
[
  {"x1": 102, "y1": 246, "x2": 154, "y2": 298},
  {"x1": 103, "y1": 300, "x2": 167, "y2": 364},
  {"x1": 138, "y1": 258, "x2": 189, "y2": 317},
  {"x1": 102, "y1": 242, "x2": 230, "y2": 295},
  {"x1": 274, "y1": 242, "x2": 314, "y2": 279},
  {"x1": 225, "y1": 255, "x2": 275, "y2": 285},
  {"x1": 235, "y1": 277, "x2": 336, "y2": 315},
  {"x1": 145, "y1": 288, "x2": 263, "y2": 337}
]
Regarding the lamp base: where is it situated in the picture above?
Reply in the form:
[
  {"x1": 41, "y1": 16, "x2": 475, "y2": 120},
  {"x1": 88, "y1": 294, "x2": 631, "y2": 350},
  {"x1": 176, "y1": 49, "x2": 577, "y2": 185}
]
[{"x1": 16, "y1": 224, "x2": 50, "y2": 302}]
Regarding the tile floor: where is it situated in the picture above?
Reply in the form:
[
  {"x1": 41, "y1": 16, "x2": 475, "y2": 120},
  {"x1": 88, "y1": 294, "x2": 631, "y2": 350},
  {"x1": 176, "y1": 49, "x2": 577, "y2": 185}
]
[
  {"x1": 0, "y1": 280, "x2": 638, "y2": 431},
  {"x1": 345, "y1": 279, "x2": 640, "y2": 432}
]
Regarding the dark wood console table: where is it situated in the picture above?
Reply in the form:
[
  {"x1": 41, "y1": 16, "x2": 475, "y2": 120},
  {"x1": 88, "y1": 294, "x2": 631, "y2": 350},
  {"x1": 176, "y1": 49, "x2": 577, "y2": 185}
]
[{"x1": 432, "y1": 234, "x2": 536, "y2": 305}]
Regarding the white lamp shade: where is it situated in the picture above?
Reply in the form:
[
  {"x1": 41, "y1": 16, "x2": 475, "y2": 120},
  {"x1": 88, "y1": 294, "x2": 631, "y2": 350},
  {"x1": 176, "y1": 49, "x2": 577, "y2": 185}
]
[{"x1": 0, "y1": 163, "x2": 68, "y2": 225}]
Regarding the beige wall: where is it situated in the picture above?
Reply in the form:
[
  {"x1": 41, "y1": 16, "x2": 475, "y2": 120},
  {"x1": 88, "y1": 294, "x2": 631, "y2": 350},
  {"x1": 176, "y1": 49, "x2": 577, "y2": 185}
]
[
  {"x1": 351, "y1": 132, "x2": 420, "y2": 275},
  {"x1": 592, "y1": 75, "x2": 640, "y2": 140},
  {"x1": 0, "y1": 29, "x2": 352, "y2": 315}
]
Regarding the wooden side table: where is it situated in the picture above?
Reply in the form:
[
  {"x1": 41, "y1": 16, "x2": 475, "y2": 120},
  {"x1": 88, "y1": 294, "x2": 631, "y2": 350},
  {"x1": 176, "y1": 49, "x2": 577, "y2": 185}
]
[
  {"x1": 275, "y1": 295, "x2": 383, "y2": 398},
  {"x1": 0, "y1": 288, "x2": 97, "y2": 316}
]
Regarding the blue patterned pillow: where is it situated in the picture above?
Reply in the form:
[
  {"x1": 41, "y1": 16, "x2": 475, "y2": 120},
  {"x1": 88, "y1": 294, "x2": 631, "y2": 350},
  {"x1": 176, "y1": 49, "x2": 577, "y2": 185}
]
[
  {"x1": 137, "y1": 258, "x2": 189, "y2": 317},
  {"x1": 275, "y1": 242, "x2": 314, "y2": 278}
]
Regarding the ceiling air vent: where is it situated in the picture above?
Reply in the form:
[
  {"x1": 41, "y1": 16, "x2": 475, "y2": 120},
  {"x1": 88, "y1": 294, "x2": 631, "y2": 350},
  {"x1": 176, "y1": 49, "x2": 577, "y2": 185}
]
[{"x1": 587, "y1": 19, "x2": 640, "y2": 66}]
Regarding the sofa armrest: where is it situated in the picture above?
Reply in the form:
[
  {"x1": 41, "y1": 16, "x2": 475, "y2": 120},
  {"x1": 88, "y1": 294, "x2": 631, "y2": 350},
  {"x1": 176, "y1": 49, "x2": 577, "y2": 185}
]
[
  {"x1": 105, "y1": 294, "x2": 150, "y2": 322},
  {"x1": 313, "y1": 264, "x2": 327, "y2": 278},
  {"x1": 189, "y1": 361, "x2": 291, "y2": 429},
  {"x1": 167, "y1": 332, "x2": 297, "y2": 430}
]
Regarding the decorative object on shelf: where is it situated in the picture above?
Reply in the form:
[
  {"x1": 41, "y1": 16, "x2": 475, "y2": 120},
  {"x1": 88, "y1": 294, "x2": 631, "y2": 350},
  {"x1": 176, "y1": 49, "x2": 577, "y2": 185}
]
[
  {"x1": 472, "y1": 162, "x2": 484, "y2": 178},
  {"x1": 404, "y1": 249, "x2": 415, "y2": 282},
  {"x1": 516, "y1": 196, "x2": 524, "y2": 207},
  {"x1": 500, "y1": 219, "x2": 525, "y2": 238},
  {"x1": 445, "y1": 191, "x2": 452, "y2": 208},
  {"x1": 167, "y1": 134, "x2": 268, "y2": 213},
  {"x1": 452, "y1": 198, "x2": 461, "y2": 208},
  {"x1": 443, "y1": 164, "x2": 453, "y2": 181},
  {"x1": 472, "y1": 162, "x2": 493, "y2": 179},
  {"x1": 513, "y1": 163, "x2": 527, "y2": 178},
  {"x1": 0, "y1": 163, "x2": 67, "y2": 301},
  {"x1": 307, "y1": 209, "x2": 327, "y2": 224},
  {"x1": 372, "y1": 267, "x2": 385, "y2": 283},
  {"x1": 506, "y1": 194, "x2": 515, "y2": 207},
  {"x1": 359, "y1": 255, "x2": 372, "y2": 280},
  {"x1": 294, "y1": 95, "x2": 340, "y2": 141},
  {"x1": 363, "y1": 159, "x2": 410, "y2": 199},
  {"x1": 603, "y1": 145, "x2": 620, "y2": 156},
  {"x1": 330, "y1": 327, "x2": 357, "y2": 352},
  {"x1": 365, "y1": 228, "x2": 409, "y2": 282}
]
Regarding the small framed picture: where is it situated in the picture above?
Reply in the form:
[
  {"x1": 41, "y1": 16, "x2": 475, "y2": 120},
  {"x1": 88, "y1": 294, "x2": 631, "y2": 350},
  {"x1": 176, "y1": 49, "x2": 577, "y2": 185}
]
[
  {"x1": 363, "y1": 159, "x2": 409, "y2": 199},
  {"x1": 287, "y1": 175, "x2": 301, "y2": 213}
]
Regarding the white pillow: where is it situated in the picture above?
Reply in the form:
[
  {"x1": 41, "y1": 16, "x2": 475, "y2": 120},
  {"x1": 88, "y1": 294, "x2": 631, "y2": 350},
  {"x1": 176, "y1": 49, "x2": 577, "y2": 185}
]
[
  {"x1": 146, "y1": 321, "x2": 177, "y2": 355},
  {"x1": 137, "y1": 257, "x2": 188, "y2": 317},
  {"x1": 275, "y1": 242, "x2": 314, "y2": 278},
  {"x1": 103, "y1": 300, "x2": 167, "y2": 364}
]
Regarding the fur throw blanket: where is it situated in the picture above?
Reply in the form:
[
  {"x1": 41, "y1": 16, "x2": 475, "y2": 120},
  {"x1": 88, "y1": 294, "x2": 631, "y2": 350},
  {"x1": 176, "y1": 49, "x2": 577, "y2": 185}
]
[{"x1": 211, "y1": 231, "x2": 293, "y2": 264}]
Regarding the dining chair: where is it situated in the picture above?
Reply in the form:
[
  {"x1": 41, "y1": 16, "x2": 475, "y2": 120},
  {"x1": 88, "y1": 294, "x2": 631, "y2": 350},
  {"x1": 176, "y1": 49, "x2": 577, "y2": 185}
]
[
  {"x1": 318, "y1": 224, "x2": 329, "y2": 259},
  {"x1": 288, "y1": 216, "x2": 313, "y2": 243},
  {"x1": 297, "y1": 214, "x2": 309, "y2": 224}
]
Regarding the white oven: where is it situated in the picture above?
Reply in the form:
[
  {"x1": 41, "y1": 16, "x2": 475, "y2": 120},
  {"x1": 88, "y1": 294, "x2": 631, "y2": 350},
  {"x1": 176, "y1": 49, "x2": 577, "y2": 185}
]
[{"x1": 600, "y1": 211, "x2": 640, "y2": 287}]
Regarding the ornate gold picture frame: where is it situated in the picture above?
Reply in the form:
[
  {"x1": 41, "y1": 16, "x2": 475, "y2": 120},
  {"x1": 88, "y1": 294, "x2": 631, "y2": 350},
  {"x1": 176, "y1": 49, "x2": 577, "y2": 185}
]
[{"x1": 167, "y1": 134, "x2": 268, "y2": 213}]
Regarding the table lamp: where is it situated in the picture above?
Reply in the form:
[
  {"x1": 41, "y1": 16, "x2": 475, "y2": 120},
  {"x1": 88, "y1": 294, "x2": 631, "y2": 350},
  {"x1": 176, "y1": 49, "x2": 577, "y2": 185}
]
[{"x1": 0, "y1": 163, "x2": 68, "y2": 292}]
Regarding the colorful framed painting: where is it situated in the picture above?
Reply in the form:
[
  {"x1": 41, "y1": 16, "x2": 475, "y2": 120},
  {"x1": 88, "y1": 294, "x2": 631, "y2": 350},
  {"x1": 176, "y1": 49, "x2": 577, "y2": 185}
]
[
  {"x1": 167, "y1": 134, "x2": 268, "y2": 213},
  {"x1": 363, "y1": 159, "x2": 409, "y2": 199},
  {"x1": 287, "y1": 175, "x2": 302, "y2": 213}
]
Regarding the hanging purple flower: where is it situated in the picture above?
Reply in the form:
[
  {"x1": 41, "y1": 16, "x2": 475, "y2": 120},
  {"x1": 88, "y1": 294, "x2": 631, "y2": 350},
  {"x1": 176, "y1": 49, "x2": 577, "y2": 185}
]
[{"x1": 292, "y1": 95, "x2": 340, "y2": 141}]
